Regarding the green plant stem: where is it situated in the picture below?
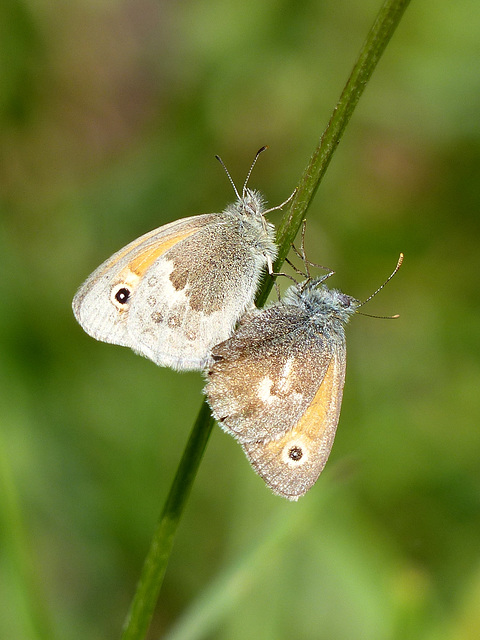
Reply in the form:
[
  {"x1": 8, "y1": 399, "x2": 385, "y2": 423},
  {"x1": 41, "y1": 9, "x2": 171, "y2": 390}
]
[
  {"x1": 121, "y1": 402, "x2": 214, "y2": 640},
  {"x1": 121, "y1": 0, "x2": 411, "y2": 638}
]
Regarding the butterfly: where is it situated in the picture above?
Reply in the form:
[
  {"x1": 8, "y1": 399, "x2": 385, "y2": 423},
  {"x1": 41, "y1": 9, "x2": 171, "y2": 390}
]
[
  {"x1": 205, "y1": 252, "x2": 403, "y2": 500},
  {"x1": 73, "y1": 148, "x2": 292, "y2": 371}
]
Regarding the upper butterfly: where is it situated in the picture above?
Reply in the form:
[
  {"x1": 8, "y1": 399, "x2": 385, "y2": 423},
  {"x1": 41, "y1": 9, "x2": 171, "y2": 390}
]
[{"x1": 73, "y1": 148, "x2": 290, "y2": 371}]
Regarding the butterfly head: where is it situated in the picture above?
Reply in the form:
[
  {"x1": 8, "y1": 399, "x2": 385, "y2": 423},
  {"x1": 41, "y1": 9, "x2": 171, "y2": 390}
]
[{"x1": 282, "y1": 279, "x2": 360, "y2": 329}]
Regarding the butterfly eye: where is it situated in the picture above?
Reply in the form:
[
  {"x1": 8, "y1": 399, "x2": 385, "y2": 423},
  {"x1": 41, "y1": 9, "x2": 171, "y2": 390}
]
[
  {"x1": 111, "y1": 284, "x2": 131, "y2": 309},
  {"x1": 338, "y1": 293, "x2": 353, "y2": 308}
]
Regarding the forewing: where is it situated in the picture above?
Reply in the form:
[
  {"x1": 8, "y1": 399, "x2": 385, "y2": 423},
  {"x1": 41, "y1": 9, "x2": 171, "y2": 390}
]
[
  {"x1": 72, "y1": 214, "x2": 215, "y2": 348},
  {"x1": 242, "y1": 343, "x2": 347, "y2": 501},
  {"x1": 206, "y1": 304, "x2": 335, "y2": 442}
]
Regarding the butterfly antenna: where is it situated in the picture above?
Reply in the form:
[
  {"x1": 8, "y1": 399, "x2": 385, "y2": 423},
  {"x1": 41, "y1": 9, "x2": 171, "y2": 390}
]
[
  {"x1": 242, "y1": 146, "x2": 268, "y2": 197},
  {"x1": 357, "y1": 311, "x2": 400, "y2": 319},
  {"x1": 215, "y1": 154, "x2": 241, "y2": 200},
  {"x1": 358, "y1": 253, "x2": 404, "y2": 309}
]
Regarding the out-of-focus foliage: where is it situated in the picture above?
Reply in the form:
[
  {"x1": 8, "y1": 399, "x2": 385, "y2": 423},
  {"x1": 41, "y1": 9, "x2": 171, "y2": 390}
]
[{"x1": 1, "y1": 1, "x2": 479, "y2": 638}]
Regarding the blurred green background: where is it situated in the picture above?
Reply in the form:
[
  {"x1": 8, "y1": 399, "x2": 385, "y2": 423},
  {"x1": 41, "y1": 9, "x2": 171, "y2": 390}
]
[{"x1": 1, "y1": 0, "x2": 479, "y2": 638}]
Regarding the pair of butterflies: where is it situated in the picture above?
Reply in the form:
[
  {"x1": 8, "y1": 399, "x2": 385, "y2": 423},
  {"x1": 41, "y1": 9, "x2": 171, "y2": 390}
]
[{"x1": 73, "y1": 149, "x2": 401, "y2": 501}]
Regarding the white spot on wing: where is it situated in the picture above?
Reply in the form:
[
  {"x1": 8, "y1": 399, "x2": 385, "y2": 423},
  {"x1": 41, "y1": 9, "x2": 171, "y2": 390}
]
[
  {"x1": 257, "y1": 365, "x2": 304, "y2": 407},
  {"x1": 257, "y1": 377, "x2": 274, "y2": 403},
  {"x1": 282, "y1": 357, "x2": 294, "y2": 379},
  {"x1": 277, "y1": 356, "x2": 295, "y2": 392}
]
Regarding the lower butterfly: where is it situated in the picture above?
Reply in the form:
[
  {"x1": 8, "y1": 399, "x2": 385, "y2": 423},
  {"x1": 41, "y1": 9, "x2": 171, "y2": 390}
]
[{"x1": 206, "y1": 252, "x2": 403, "y2": 500}]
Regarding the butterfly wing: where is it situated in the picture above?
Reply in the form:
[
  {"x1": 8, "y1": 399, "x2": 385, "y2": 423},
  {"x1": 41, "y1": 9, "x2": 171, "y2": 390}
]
[
  {"x1": 206, "y1": 304, "x2": 337, "y2": 442},
  {"x1": 72, "y1": 214, "x2": 214, "y2": 350},
  {"x1": 241, "y1": 344, "x2": 346, "y2": 501},
  {"x1": 73, "y1": 212, "x2": 273, "y2": 370}
]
